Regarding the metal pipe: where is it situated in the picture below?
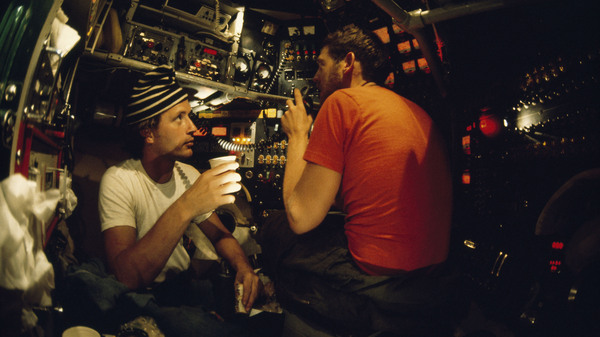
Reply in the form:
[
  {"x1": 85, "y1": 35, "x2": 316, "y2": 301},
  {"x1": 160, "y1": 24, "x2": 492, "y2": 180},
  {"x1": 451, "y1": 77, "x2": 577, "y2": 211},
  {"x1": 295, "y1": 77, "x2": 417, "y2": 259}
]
[
  {"x1": 371, "y1": 0, "x2": 413, "y2": 28},
  {"x1": 411, "y1": 29, "x2": 447, "y2": 97},
  {"x1": 373, "y1": 0, "x2": 520, "y2": 31},
  {"x1": 418, "y1": 0, "x2": 531, "y2": 26},
  {"x1": 411, "y1": 0, "x2": 512, "y2": 30}
]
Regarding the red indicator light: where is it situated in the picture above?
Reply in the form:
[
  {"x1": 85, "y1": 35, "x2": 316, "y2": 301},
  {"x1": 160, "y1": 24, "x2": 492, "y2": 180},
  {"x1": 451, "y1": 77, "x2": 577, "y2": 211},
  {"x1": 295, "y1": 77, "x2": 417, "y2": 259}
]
[
  {"x1": 193, "y1": 127, "x2": 208, "y2": 137},
  {"x1": 479, "y1": 113, "x2": 501, "y2": 138},
  {"x1": 551, "y1": 241, "x2": 564, "y2": 250},
  {"x1": 147, "y1": 41, "x2": 155, "y2": 48},
  {"x1": 204, "y1": 48, "x2": 218, "y2": 56},
  {"x1": 462, "y1": 170, "x2": 471, "y2": 184}
]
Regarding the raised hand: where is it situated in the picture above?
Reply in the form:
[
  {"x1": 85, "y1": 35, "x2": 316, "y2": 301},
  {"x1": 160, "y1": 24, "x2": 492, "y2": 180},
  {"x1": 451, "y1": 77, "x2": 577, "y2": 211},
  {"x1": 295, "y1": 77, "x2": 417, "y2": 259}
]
[
  {"x1": 282, "y1": 88, "x2": 313, "y2": 139},
  {"x1": 182, "y1": 161, "x2": 241, "y2": 217}
]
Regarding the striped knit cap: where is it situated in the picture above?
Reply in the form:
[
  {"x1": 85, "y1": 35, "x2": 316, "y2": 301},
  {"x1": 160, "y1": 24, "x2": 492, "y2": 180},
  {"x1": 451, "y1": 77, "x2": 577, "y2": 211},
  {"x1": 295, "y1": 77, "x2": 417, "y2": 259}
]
[{"x1": 125, "y1": 65, "x2": 188, "y2": 125}]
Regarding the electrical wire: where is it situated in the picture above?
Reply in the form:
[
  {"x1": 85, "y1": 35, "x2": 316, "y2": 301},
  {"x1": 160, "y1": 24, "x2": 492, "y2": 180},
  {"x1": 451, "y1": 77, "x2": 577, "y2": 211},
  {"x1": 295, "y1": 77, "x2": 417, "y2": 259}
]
[{"x1": 216, "y1": 136, "x2": 256, "y2": 152}]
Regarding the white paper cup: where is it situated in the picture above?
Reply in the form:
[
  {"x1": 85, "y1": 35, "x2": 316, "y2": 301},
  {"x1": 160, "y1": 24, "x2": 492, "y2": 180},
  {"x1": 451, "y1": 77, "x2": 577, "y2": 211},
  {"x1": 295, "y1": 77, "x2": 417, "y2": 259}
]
[
  {"x1": 209, "y1": 155, "x2": 237, "y2": 168},
  {"x1": 62, "y1": 326, "x2": 101, "y2": 337}
]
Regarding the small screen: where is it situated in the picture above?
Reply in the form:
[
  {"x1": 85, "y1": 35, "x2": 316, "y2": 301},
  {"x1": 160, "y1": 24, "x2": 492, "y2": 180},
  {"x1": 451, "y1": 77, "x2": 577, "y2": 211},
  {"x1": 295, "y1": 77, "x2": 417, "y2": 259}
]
[
  {"x1": 212, "y1": 126, "x2": 228, "y2": 136},
  {"x1": 204, "y1": 48, "x2": 218, "y2": 56}
]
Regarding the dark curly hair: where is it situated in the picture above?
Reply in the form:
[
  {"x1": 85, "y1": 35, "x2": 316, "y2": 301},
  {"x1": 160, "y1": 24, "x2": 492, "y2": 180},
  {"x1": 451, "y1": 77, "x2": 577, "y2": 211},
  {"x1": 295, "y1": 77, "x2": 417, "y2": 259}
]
[{"x1": 322, "y1": 24, "x2": 390, "y2": 84}]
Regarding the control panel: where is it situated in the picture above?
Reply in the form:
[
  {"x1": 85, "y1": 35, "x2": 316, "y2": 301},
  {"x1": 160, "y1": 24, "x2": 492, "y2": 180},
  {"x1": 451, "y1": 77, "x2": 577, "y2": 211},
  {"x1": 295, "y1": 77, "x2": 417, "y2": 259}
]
[
  {"x1": 121, "y1": 0, "x2": 244, "y2": 85},
  {"x1": 124, "y1": 26, "x2": 231, "y2": 83},
  {"x1": 175, "y1": 36, "x2": 230, "y2": 82},
  {"x1": 278, "y1": 38, "x2": 319, "y2": 97},
  {"x1": 186, "y1": 21, "x2": 325, "y2": 212},
  {"x1": 277, "y1": 31, "x2": 322, "y2": 114},
  {"x1": 189, "y1": 108, "x2": 287, "y2": 212},
  {"x1": 242, "y1": 114, "x2": 287, "y2": 211},
  {"x1": 125, "y1": 27, "x2": 176, "y2": 66},
  {"x1": 454, "y1": 48, "x2": 600, "y2": 327}
]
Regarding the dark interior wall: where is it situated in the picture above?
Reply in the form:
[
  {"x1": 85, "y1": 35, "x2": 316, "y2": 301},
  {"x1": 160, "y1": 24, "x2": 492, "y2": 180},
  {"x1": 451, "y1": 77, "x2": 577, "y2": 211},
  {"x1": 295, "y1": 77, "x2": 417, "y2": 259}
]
[
  {"x1": 69, "y1": 128, "x2": 129, "y2": 262},
  {"x1": 67, "y1": 67, "x2": 136, "y2": 261},
  {"x1": 438, "y1": 0, "x2": 600, "y2": 109}
]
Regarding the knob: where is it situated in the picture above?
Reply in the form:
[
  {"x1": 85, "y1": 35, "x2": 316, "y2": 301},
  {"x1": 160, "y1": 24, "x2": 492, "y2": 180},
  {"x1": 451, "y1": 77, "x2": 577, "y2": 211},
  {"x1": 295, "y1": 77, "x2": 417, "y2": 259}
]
[{"x1": 4, "y1": 84, "x2": 17, "y2": 102}]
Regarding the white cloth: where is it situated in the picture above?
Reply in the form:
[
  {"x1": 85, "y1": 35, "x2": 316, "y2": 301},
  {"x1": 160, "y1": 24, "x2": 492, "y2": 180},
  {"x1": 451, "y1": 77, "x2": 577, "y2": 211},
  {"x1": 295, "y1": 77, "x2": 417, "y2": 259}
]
[
  {"x1": 49, "y1": 8, "x2": 80, "y2": 75},
  {"x1": 1, "y1": 173, "x2": 77, "y2": 330},
  {"x1": 98, "y1": 159, "x2": 214, "y2": 283},
  {"x1": 0, "y1": 174, "x2": 56, "y2": 301}
]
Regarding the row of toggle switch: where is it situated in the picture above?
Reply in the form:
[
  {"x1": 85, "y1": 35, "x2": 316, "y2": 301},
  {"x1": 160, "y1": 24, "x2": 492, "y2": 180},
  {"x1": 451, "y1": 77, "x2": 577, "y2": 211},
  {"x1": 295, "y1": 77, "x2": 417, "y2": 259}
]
[{"x1": 257, "y1": 154, "x2": 286, "y2": 166}]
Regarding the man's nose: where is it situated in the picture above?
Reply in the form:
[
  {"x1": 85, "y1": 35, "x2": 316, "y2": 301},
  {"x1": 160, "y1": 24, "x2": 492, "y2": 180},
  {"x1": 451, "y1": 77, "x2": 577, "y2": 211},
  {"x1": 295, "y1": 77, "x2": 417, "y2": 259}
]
[{"x1": 186, "y1": 115, "x2": 197, "y2": 133}]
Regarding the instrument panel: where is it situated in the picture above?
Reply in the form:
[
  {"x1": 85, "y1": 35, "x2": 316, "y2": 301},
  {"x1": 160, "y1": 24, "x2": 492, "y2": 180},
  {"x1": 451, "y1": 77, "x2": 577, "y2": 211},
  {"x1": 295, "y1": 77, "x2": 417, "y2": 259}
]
[
  {"x1": 188, "y1": 107, "x2": 288, "y2": 212},
  {"x1": 124, "y1": 25, "x2": 231, "y2": 82},
  {"x1": 125, "y1": 26, "x2": 176, "y2": 66}
]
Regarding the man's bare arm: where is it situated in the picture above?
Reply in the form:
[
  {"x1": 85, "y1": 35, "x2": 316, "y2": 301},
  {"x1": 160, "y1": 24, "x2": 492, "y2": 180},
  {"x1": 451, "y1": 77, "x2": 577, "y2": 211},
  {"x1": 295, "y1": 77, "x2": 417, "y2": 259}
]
[
  {"x1": 281, "y1": 89, "x2": 341, "y2": 234},
  {"x1": 195, "y1": 213, "x2": 261, "y2": 312}
]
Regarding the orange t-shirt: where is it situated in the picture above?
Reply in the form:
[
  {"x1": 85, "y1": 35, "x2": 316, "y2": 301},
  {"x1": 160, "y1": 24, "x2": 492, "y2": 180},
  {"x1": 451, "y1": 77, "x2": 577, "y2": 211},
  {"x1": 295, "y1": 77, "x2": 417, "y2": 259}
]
[{"x1": 304, "y1": 85, "x2": 452, "y2": 275}]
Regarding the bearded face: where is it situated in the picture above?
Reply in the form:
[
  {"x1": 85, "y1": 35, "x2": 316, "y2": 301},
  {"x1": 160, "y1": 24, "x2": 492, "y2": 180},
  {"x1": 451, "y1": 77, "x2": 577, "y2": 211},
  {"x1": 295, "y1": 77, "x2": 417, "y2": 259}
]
[{"x1": 313, "y1": 46, "x2": 344, "y2": 102}]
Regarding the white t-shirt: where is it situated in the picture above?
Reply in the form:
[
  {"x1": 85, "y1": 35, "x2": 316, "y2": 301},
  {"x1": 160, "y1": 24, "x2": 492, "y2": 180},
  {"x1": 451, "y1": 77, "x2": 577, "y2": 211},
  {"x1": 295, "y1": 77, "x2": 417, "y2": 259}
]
[{"x1": 98, "y1": 159, "x2": 214, "y2": 283}]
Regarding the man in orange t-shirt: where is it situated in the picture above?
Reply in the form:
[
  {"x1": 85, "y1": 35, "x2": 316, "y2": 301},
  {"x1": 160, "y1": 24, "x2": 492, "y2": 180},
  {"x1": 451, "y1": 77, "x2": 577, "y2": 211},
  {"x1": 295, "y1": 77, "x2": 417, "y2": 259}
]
[
  {"x1": 267, "y1": 25, "x2": 461, "y2": 335},
  {"x1": 300, "y1": 84, "x2": 451, "y2": 275},
  {"x1": 282, "y1": 25, "x2": 451, "y2": 276}
]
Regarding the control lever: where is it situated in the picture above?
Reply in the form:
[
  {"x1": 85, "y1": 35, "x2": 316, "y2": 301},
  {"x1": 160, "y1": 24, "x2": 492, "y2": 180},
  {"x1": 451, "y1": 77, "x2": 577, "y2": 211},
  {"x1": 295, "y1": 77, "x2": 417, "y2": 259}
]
[{"x1": 300, "y1": 85, "x2": 317, "y2": 116}]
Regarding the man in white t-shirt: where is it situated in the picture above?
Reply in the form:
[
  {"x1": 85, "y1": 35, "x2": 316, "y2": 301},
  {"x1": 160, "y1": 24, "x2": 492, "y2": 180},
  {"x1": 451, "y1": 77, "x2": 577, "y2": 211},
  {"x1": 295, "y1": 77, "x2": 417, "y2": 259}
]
[{"x1": 98, "y1": 66, "x2": 261, "y2": 317}]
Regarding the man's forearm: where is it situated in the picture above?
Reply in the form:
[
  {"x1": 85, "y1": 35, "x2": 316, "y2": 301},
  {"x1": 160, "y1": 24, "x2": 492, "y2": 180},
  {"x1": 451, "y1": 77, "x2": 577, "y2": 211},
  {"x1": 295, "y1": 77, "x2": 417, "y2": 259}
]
[
  {"x1": 110, "y1": 200, "x2": 195, "y2": 289},
  {"x1": 213, "y1": 232, "x2": 261, "y2": 312},
  {"x1": 196, "y1": 213, "x2": 253, "y2": 273},
  {"x1": 283, "y1": 135, "x2": 309, "y2": 216},
  {"x1": 214, "y1": 235, "x2": 253, "y2": 273}
]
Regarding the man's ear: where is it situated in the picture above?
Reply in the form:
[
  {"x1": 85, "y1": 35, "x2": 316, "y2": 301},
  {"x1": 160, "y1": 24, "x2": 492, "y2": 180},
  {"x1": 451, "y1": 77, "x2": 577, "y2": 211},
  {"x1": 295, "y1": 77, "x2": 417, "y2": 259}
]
[
  {"x1": 140, "y1": 128, "x2": 154, "y2": 144},
  {"x1": 343, "y1": 52, "x2": 356, "y2": 74}
]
